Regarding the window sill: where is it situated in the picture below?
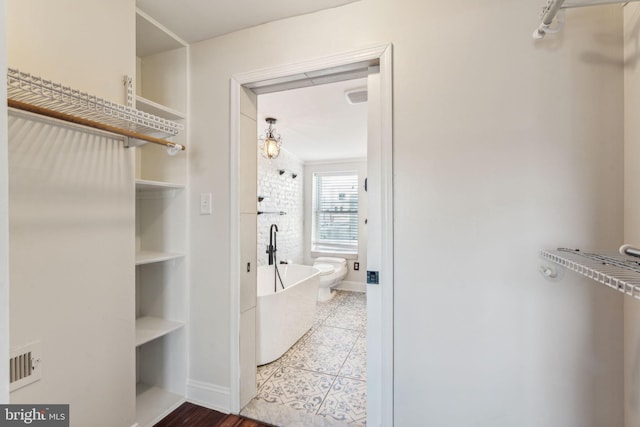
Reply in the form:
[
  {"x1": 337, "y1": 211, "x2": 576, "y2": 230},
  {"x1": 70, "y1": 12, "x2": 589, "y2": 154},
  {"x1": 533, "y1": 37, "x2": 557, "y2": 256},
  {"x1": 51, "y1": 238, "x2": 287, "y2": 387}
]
[{"x1": 311, "y1": 250, "x2": 358, "y2": 260}]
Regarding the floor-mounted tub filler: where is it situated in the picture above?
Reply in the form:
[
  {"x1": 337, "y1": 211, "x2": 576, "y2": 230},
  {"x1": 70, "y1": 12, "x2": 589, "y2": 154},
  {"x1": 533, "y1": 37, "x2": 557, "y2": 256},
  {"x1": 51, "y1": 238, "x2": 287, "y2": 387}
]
[{"x1": 256, "y1": 264, "x2": 320, "y2": 365}]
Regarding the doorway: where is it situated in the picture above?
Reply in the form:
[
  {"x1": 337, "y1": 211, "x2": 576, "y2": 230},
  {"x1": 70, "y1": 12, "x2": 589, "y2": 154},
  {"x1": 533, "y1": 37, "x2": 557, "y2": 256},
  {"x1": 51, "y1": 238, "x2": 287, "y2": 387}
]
[
  {"x1": 229, "y1": 44, "x2": 393, "y2": 427},
  {"x1": 247, "y1": 77, "x2": 368, "y2": 425}
]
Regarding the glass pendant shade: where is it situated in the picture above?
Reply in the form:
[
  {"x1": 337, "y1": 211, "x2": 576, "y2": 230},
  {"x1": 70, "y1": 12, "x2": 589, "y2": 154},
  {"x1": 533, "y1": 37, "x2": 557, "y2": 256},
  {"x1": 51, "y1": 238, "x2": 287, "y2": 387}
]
[
  {"x1": 263, "y1": 137, "x2": 281, "y2": 159},
  {"x1": 259, "y1": 117, "x2": 282, "y2": 159}
]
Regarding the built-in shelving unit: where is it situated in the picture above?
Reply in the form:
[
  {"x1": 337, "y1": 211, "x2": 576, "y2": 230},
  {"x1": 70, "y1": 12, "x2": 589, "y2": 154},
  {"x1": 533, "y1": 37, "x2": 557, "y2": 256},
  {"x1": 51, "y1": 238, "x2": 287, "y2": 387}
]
[
  {"x1": 134, "y1": 6, "x2": 189, "y2": 427},
  {"x1": 541, "y1": 249, "x2": 640, "y2": 299}
]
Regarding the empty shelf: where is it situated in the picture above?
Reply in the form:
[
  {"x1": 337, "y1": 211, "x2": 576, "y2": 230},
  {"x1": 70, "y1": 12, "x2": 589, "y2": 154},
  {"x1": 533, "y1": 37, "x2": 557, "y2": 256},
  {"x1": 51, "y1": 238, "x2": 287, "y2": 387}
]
[
  {"x1": 136, "y1": 9, "x2": 187, "y2": 57},
  {"x1": 136, "y1": 179, "x2": 185, "y2": 191},
  {"x1": 135, "y1": 317, "x2": 185, "y2": 347},
  {"x1": 541, "y1": 249, "x2": 640, "y2": 299},
  {"x1": 136, "y1": 383, "x2": 184, "y2": 427},
  {"x1": 136, "y1": 251, "x2": 185, "y2": 265},
  {"x1": 136, "y1": 96, "x2": 186, "y2": 121}
]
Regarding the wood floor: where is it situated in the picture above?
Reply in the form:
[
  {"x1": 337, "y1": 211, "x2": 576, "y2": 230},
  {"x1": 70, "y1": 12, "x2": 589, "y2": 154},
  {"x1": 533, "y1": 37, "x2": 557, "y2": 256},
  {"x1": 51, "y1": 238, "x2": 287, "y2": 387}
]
[{"x1": 155, "y1": 402, "x2": 276, "y2": 427}]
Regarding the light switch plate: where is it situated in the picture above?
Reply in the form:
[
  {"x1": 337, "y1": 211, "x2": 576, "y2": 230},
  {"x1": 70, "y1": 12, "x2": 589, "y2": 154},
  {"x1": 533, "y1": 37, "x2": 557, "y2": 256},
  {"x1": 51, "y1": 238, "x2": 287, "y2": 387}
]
[{"x1": 200, "y1": 193, "x2": 212, "y2": 215}]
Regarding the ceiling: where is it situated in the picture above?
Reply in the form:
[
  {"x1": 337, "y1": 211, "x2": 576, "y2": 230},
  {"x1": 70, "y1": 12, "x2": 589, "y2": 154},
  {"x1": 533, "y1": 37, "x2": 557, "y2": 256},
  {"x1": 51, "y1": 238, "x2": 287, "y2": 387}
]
[
  {"x1": 258, "y1": 78, "x2": 368, "y2": 163},
  {"x1": 136, "y1": 0, "x2": 360, "y2": 43},
  {"x1": 135, "y1": 0, "x2": 367, "y2": 163}
]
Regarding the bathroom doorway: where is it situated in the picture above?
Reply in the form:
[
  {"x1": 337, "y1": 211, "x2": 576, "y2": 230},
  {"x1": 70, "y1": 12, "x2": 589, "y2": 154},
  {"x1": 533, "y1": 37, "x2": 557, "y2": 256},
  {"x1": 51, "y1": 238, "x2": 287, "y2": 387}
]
[
  {"x1": 229, "y1": 44, "x2": 393, "y2": 427},
  {"x1": 246, "y1": 76, "x2": 369, "y2": 426}
]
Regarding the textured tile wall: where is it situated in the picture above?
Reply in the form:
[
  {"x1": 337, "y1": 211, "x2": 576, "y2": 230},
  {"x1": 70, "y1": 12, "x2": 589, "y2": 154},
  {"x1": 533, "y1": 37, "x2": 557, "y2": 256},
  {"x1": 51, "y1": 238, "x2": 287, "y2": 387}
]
[{"x1": 257, "y1": 149, "x2": 304, "y2": 266}]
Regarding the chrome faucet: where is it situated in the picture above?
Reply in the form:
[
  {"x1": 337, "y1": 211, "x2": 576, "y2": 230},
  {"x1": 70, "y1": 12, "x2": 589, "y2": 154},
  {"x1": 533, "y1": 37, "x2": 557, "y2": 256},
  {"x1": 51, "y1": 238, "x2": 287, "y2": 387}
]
[{"x1": 267, "y1": 224, "x2": 278, "y2": 265}]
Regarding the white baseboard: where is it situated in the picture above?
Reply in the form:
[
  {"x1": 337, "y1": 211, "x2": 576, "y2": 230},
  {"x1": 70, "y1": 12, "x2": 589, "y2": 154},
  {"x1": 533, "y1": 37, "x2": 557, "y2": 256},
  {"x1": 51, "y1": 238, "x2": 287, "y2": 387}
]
[
  {"x1": 186, "y1": 379, "x2": 231, "y2": 413},
  {"x1": 335, "y1": 281, "x2": 366, "y2": 293}
]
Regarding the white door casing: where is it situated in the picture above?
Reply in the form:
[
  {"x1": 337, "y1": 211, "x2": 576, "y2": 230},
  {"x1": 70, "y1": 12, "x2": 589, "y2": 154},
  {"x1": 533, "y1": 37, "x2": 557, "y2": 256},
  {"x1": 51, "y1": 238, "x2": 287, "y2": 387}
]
[
  {"x1": 229, "y1": 43, "x2": 393, "y2": 426},
  {"x1": 238, "y1": 87, "x2": 259, "y2": 409}
]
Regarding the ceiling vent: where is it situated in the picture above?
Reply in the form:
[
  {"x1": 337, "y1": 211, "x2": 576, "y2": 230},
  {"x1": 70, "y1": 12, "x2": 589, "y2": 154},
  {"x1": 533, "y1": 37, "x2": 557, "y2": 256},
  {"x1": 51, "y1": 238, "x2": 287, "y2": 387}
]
[{"x1": 345, "y1": 88, "x2": 368, "y2": 104}]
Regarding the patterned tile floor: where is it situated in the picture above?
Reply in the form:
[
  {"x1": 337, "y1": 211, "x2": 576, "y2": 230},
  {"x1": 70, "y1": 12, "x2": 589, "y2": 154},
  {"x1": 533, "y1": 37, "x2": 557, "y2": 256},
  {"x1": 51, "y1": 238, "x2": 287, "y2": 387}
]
[{"x1": 245, "y1": 290, "x2": 366, "y2": 427}]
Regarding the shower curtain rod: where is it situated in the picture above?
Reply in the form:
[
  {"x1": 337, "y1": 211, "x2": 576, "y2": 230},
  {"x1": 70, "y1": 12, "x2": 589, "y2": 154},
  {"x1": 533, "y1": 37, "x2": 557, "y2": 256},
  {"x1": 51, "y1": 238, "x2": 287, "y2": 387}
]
[
  {"x1": 8, "y1": 99, "x2": 185, "y2": 150},
  {"x1": 533, "y1": 0, "x2": 640, "y2": 39}
]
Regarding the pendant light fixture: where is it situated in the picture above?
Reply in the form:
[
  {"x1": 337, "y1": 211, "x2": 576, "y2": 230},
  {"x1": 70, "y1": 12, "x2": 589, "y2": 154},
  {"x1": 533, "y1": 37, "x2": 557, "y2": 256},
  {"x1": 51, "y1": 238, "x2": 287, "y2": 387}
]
[{"x1": 259, "y1": 117, "x2": 282, "y2": 159}]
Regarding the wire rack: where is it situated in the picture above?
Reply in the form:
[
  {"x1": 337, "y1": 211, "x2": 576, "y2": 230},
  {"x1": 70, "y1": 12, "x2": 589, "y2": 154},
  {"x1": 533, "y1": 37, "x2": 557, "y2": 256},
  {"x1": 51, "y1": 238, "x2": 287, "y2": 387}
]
[
  {"x1": 7, "y1": 68, "x2": 184, "y2": 137},
  {"x1": 541, "y1": 249, "x2": 640, "y2": 300}
]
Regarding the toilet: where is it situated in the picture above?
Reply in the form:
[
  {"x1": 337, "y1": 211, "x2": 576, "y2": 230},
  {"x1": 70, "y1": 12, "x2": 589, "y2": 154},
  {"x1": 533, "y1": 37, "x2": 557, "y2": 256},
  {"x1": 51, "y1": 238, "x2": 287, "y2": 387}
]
[{"x1": 312, "y1": 257, "x2": 348, "y2": 302}]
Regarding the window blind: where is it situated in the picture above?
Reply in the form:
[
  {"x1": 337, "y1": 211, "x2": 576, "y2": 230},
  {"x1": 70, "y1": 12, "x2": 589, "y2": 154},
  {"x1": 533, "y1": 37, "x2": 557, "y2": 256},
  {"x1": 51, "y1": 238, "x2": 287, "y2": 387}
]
[{"x1": 313, "y1": 171, "x2": 358, "y2": 252}]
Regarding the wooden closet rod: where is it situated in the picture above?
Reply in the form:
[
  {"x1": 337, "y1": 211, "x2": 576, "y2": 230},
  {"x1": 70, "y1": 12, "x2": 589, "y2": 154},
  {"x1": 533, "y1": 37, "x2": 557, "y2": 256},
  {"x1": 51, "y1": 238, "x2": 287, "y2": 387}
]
[{"x1": 7, "y1": 99, "x2": 185, "y2": 151}]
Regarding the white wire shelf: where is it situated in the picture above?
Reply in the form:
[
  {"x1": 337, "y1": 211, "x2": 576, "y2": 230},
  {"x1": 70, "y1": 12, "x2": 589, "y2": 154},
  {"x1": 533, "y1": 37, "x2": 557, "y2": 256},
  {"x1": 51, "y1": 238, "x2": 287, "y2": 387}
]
[
  {"x1": 7, "y1": 68, "x2": 184, "y2": 138},
  {"x1": 541, "y1": 249, "x2": 640, "y2": 300}
]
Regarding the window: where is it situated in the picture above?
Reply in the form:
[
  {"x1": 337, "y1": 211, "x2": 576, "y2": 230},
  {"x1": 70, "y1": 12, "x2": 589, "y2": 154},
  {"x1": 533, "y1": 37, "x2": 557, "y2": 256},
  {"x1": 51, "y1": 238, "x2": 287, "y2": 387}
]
[{"x1": 312, "y1": 171, "x2": 358, "y2": 254}]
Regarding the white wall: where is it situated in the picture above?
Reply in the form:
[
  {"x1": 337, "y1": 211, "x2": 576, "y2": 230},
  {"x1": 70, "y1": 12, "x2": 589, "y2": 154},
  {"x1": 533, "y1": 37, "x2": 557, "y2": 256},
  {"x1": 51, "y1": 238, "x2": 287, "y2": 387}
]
[
  {"x1": 257, "y1": 148, "x2": 304, "y2": 266},
  {"x1": 8, "y1": 112, "x2": 136, "y2": 427},
  {"x1": 188, "y1": 1, "x2": 625, "y2": 425},
  {"x1": 624, "y1": 4, "x2": 640, "y2": 426},
  {"x1": 6, "y1": 1, "x2": 136, "y2": 424},
  {"x1": 0, "y1": 0, "x2": 9, "y2": 405},
  {"x1": 7, "y1": 0, "x2": 134, "y2": 104},
  {"x1": 303, "y1": 160, "x2": 367, "y2": 284}
]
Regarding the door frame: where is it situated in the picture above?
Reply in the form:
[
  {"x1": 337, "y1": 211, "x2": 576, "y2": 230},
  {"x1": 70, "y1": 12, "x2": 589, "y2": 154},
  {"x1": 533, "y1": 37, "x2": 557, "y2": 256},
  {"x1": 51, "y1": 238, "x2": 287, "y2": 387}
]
[{"x1": 229, "y1": 43, "x2": 393, "y2": 426}]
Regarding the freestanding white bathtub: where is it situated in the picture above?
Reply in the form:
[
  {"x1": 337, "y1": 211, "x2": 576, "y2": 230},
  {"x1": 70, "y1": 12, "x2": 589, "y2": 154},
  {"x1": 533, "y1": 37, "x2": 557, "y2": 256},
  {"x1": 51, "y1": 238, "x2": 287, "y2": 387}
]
[{"x1": 256, "y1": 264, "x2": 320, "y2": 365}]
